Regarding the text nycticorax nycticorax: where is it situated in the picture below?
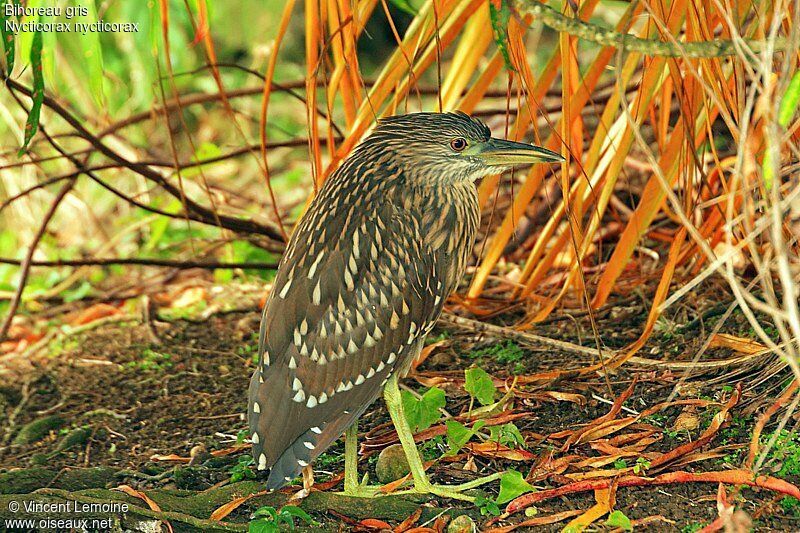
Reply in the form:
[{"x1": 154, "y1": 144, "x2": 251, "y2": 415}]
[{"x1": 248, "y1": 112, "x2": 563, "y2": 499}]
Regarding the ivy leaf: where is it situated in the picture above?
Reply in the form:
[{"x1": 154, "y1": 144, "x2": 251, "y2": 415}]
[
  {"x1": 606, "y1": 510, "x2": 633, "y2": 531},
  {"x1": 779, "y1": 71, "x2": 800, "y2": 128},
  {"x1": 475, "y1": 494, "x2": 501, "y2": 516},
  {"x1": 489, "y1": 422, "x2": 526, "y2": 448},
  {"x1": 401, "y1": 387, "x2": 445, "y2": 433},
  {"x1": 445, "y1": 419, "x2": 485, "y2": 455},
  {"x1": 489, "y1": 0, "x2": 515, "y2": 72},
  {"x1": 19, "y1": 29, "x2": 44, "y2": 156},
  {"x1": 248, "y1": 521, "x2": 278, "y2": 533},
  {"x1": 464, "y1": 367, "x2": 496, "y2": 406},
  {"x1": 496, "y1": 469, "x2": 535, "y2": 504}
]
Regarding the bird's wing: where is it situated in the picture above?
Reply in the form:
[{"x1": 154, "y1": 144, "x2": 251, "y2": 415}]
[{"x1": 248, "y1": 193, "x2": 444, "y2": 489}]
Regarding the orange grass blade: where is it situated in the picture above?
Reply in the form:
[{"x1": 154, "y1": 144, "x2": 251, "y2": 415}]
[
  {"x1": 467, "y1": 0, "x2": 635, "y2": 299},
  {"x1": 258, "y1": 0, "x2": 297, "y2": 241},
  {"x1": 440, "y1": 2, "x2": 492, "y2": 110}
]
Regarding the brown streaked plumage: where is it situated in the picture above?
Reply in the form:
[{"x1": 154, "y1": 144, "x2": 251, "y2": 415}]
[{"x1": 248, "y1": 112, "x2": 563, "y2": 490}]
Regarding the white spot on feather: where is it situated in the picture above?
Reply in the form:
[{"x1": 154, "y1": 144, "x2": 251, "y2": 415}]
[
  {"x1": 312, "y1": 281, "x2": 322, "y2": 305},
  {"x1": 279, "y1": 278, "x2": 292, "y2": 298}
]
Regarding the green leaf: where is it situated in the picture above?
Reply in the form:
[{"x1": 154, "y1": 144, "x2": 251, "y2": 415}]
[
  {"x1": 779, "y1": 71, "x2": 800, "y2": 128},
  {"x1": 248, "y1": 520, "x2": 279, "y2": 533},
  {"x1": 464, "y1": 367, "x2": 496, "y2": 406},
  {"x1": 63, "y1": 281, "x2": 92, "y2": 303},
  {"x1": 496, "y1": 469, "x2": 535, "y2": 504},
  {"x1": 0, "y1": 0, "x2": 17, "y2": 75},
  {"x1": 279, "y1": 506, "x2": 314, "y2": 526},
  {"x1": 388, "y1": 0, "x2": 424, "y2": 15},
  {"x1": 606, "y1": 510, "x2": 633, "y2": 531},
  {"x1": 489, "y1": 422, "x2": 526, "y2": 448},
  {"x1": 252, "y1": 506, "x2": 278, "y2": 520},
  {"x1": 475, "y1": 494, "x2": 501, "y2": 516},
  {"x1": 19, "y1": 28, "x2": 44, "y2": 156},
  {"x1": 445, "y1": 419, "x2": 485, "y2": 455},
  {"x1": 74, "y1": 0, "x2": 105, "y2": 107},
  {"x1": 489, "y1": 0, "x2": 515, "y2": 72},
  {"x1": 401, "y1": 387, "x2": 445, "y2": 433},
  {"x1": 182, "y1": 141, "x2": 223, "y2": 178}
]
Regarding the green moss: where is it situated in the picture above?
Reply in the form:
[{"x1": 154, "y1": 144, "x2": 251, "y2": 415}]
[{"x1": 125, "y1": 349, "x2": 173, "y2": 372}]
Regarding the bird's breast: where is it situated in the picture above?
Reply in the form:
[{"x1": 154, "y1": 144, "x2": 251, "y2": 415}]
[{"x1": 411, "y1": 182, "x2": 480, "y2": 294}]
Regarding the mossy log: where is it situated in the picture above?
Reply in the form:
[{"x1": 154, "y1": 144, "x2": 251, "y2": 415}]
[{"x1": 0, "y1": 467, "x2": 480, "y2": 531}]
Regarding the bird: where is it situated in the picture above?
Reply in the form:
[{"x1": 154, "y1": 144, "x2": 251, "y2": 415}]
[{"x1": 248, "y1": 111, "x2": 563, "y2": 498}]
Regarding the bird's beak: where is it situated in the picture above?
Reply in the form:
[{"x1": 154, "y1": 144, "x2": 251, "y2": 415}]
[{"x1": 466, "y1": 138, "x2": 565, "y2": 167}]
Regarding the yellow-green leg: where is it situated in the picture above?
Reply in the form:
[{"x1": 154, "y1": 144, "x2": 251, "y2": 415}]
[
  {"x1": 382, "y1": 374, "x2": 501, "y2": 501},
  {"x1": 342, "y1": 420, "x2": 379, "y2": 497}
]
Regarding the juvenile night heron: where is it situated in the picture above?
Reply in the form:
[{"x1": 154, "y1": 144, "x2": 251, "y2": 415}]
[{"x1": 248, "y1": 112, "x2": 562, "y2": 498}]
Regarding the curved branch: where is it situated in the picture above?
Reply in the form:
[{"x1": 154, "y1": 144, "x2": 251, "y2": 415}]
[
  {"x1": 0, "y1": 257, "x2": 278, "y2": 270},
  {"x1": 3, "y1": 77, "x2": 287, "y2": 243},
  {"x1": 517, "y1": 0, "x2": 788, "y2": 58},
  {"x1": 0, "y1": 179, "x2": 76, "y2": 341}
]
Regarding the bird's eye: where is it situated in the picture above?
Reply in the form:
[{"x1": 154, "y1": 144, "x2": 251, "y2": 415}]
[{"x1": 450, "y1": 138, "x2": 467, "y2": 152}]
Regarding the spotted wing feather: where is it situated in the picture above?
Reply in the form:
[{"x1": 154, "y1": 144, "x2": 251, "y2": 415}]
[{"x1": 248, "y1": 188, "x2": 441, "y2": 489}]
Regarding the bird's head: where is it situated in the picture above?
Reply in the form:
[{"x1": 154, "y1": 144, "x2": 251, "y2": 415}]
[{"x1": 360, "y1": 111, "x2": 564, "y2": 184}]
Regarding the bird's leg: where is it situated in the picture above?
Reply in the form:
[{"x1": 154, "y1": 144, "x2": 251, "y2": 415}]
[
  {"x1": 289, "y1": 465, "x2": 315, "y2": 501},
  {"x1": 302, "y1": 465, "x2": 315, "y2": 493},
  {"x1": 341, "y1": 420, "x2": 379, "y2": 497},
  {"x1": 344, "y1": 421, "x2": 359, "y2": 494},
  {"x1": 382, "y1": 374, "x2": 501, "y2": 501}
]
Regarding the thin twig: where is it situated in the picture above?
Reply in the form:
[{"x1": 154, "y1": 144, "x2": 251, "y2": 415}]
[
  {"x1": 0, "y1": 257, "x2": 278, "y2": 269},
  {"x1": 0, "y1": 179, "x2": 77, "y2": 341}
]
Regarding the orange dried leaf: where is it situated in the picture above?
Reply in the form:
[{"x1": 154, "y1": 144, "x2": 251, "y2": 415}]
[
  {"x1": 708, "y1": 334, "x2": 766, "y2": 355},
  {"x1": 70, "y1": 303, "x2": 122, "y2": 326},
  {"x1": 210, "y1": 491, "x2": 267, "y2": 521}
]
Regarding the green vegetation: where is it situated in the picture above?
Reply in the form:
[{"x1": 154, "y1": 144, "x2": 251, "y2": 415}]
[
  {"x1": 124, "y1": 349, "x2": 173, "y2": 372},
  {"x1": 488, "y1": 422, "x2": 526, "y2": 449},
  {"x1": 400, "y1": 387, "x2": 445, "y2": 433},
  {"x1": 464, "y1": 367, "x2": 496, "y2": 406},
  {"x1": 467, "y1": 341, "x2": 525, "y2": 374},
  {"x1": 496, "y1": 469, "x2": 534, "y2": 505},
  {"x1": 765, "y1": 429, "x2": 800, "y2": 477},
  {"x1": 474, "y1": 494, "x2": 501, "y2": 516},
  {"x1": 248, "y1": 505, "x2": 314, "y2": 533},
  {"x1": 606, "y1": 510, "x2": 633, "y2": 531},
  {"x1": 633, "y1": 457, "x2": 651, "y2": 474},
  {"x1": 229, "y1": 455, "x2": 256, "y2": 483}
]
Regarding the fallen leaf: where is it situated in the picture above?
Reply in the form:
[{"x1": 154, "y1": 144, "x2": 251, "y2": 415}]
[
  {"x1": 70, "y1": 303, "x2": 122, "y2": 326},
  {"x1": 114, "y1": 484, "x2": 173, "y2": 533},
  {"x1": 483, "y1": 509, "x2": 583, "y2": 532},
  {"x1": 171, "y1": 286, "x2": 207, "y2": 308},
  {"x1": 210, "y1": 490, "x2": 267, "y2": 521},
  {"x1": 708, "y1": 333, "x2": 766, "y2": 355},
  {"x1": 359, "y1": 518, "x2": 393, "y2": 530},
  {"x1": 562, "y1": 486, "x2": 614, "y2": 532},
  {"x1": 467, "y1": 442, "x2": 536, "y2": 461}
]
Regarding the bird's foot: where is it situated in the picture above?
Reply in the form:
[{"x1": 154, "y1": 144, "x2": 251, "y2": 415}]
[
  {"x1": 400, "y1": 472, "x2": 503, "y2": 502},
  {"x1": 341, "y1": 473, "x2": 382, "y2": 498}
]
